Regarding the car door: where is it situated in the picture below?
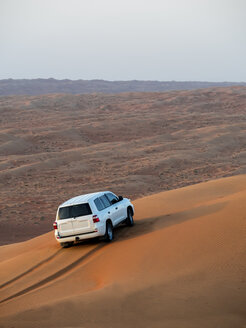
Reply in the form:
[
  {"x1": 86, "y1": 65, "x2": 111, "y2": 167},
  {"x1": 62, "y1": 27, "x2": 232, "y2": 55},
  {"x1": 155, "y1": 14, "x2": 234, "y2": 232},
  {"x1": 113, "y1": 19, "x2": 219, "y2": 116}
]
[
  {"x1": 98, "y1": 194, "x2": 114, "y2": 223},
  {"x1": 94, "y1": 197, "x2": 109, "y2": 224},
  {"x1": 105, "y1": 193, "x2": 125, "y2": 225},
  {"x1": 114, "y1": 197, "x2": 126, "y2": 224}
]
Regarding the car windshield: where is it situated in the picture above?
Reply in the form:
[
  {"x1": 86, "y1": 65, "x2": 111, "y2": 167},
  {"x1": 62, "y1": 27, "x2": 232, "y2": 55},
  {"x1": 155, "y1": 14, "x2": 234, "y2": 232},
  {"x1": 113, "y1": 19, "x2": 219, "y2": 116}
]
[{"x1": 58, "y1": 203, "x2": 92, "y2": 219}]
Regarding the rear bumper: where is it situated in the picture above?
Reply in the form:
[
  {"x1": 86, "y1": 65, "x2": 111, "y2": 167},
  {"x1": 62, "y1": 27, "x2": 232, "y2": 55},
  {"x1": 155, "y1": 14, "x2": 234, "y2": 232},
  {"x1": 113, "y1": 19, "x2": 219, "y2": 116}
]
[{"x1": 55, "y1": 226, "x2": 104, "y2": 243}]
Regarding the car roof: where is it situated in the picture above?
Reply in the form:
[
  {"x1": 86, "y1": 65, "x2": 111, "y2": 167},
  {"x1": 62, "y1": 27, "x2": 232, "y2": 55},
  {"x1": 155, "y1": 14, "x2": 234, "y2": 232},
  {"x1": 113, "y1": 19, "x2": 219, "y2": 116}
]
[{"x1": 59, "y1": 191, "x2": 113, "y2": 207}]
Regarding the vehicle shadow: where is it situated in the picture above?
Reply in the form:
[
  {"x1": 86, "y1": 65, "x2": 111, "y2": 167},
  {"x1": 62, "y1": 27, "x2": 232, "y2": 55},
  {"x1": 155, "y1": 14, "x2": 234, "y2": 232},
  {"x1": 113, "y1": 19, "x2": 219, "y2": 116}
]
[
  {"x1": 113, "y1": 201, "x2": 227, "y2": 242},
  {"x1": 75, "y1": 201, "x2": 227, "y2": 247}
]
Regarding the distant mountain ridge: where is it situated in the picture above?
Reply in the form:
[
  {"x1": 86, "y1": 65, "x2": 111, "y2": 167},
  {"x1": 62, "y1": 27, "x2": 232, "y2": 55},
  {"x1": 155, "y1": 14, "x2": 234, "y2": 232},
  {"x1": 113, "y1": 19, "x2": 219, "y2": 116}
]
[{"x1": 0, "y1": 78, "x2": 246, "y2": 95}]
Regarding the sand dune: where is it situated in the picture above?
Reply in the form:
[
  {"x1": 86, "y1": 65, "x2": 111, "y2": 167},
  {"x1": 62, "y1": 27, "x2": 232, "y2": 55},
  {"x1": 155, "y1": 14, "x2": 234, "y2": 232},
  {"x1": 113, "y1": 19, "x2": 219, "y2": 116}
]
[
  {"x1": 0, "y1": 175, "x2": 245, "y2": 327},
  {"x1": 1, "y1": 87, "x2": 246, "y2": 245}
]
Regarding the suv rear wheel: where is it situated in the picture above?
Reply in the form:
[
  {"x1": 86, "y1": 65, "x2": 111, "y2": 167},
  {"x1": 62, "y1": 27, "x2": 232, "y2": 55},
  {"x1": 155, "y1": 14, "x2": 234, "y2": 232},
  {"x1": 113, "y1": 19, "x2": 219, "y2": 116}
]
[
  {"x1": 104, "y1": 221, "x2": 114, "y2": 242},
  {"x1": 61, "y1": 241, "x2": 74, "y2": 248}
]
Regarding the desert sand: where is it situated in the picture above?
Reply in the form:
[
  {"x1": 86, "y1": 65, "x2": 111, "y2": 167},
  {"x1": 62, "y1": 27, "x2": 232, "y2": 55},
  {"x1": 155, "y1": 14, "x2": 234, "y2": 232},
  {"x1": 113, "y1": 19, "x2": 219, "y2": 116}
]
[
  {"x1": 0, "y1": 174, "x2": 245, "y2": 327},
  {"x1": 1, "y1": 86, "x2": 246, "y2": 245}
]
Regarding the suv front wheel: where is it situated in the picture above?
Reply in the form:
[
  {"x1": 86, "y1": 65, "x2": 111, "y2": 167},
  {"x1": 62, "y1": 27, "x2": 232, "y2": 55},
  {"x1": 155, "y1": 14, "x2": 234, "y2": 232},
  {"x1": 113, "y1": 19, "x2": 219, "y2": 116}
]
[{"x1": 126, "y1": 208, "x2": 134, "y2": 226}]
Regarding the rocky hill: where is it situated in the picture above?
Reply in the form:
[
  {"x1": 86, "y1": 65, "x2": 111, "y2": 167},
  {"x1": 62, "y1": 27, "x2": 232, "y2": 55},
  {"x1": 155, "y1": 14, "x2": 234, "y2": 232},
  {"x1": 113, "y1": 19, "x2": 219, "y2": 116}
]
[{"x1": 0, "y1": 78, "x2": 246, "y2": 95}]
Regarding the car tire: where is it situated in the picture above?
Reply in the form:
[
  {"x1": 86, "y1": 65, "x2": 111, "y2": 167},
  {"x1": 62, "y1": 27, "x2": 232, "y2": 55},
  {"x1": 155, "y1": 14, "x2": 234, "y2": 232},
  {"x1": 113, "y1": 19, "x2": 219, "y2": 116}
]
[
  {"x1": 126, "y1": 208, "x2": 134, "y2": 226},
  {"x1": 104, "y1": 221, "x2": 114, "y2": 242},
  {"x1": 61, "y1": 241, "x2": 74, "y2": 248}
]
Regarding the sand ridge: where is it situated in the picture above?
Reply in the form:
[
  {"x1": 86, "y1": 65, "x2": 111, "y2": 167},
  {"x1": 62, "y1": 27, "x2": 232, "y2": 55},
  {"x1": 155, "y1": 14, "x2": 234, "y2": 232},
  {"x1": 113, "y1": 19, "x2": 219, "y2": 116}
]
[{"x1": 0, "y1": 175, "x2": 245, "y2": 327}]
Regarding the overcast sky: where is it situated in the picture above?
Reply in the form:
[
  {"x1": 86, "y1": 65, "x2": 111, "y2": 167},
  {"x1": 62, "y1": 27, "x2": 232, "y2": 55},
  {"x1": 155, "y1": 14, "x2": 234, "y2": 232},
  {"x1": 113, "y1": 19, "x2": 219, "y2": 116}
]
[{"x1": 0, "y1": 0, "x2": 245, "y2": 81}]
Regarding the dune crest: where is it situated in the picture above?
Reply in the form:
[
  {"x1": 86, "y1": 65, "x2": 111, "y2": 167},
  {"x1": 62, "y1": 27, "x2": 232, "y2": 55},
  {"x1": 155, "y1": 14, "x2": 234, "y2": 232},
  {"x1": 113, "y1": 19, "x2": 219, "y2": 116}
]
[{"x1": 0, "y1": 175, "x2": 246, "y2": 327}]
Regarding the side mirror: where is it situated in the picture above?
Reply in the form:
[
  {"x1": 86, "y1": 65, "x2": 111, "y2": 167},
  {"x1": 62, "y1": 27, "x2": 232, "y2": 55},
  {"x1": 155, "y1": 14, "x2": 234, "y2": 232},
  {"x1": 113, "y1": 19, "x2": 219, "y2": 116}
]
[
  {"x1": 118, "y1": 195, "x2": 123, "y2": 201},
  {"x1": 111, "y1": 198, "x2": 118, "y2": 205}
]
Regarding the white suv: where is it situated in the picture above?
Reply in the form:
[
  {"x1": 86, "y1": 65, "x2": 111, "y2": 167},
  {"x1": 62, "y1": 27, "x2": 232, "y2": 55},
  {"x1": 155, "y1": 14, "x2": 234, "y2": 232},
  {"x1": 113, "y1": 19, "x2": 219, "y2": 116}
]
[{"x1": 53, "y1": 191, "x2": 134, "y2": 247}]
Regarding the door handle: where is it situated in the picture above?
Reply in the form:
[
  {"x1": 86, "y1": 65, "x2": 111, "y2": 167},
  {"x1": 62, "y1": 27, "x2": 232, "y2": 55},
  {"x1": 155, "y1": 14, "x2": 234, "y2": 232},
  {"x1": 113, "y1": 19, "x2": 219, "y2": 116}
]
[
  {"x1": 115, "y1": 207, "x2": 118, "y2": 210},
  {"x1": 108, "y1": 211, "x2": 110, "y2": 214}
]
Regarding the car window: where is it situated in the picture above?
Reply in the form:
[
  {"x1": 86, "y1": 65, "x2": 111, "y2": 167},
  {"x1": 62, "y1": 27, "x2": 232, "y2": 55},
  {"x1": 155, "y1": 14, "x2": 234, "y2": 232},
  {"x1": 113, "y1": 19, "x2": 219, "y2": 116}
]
[
  {"x1": 58, "y1": 206, "x2": 70, "y2": 220},
  {"x1": 99, "y1": 195, "x2": 111, "y2": 208},
  {"x1": 94, "y1": 197, "x2": 104, "y2": 211},
  {"x1": 71, "y1": 204, "x2": 92, "y2": 217},
  {"x1": 59, "y1": 203, "x2": 92, "y2": 219},
  {"x1": 105, "y1": 192, "x2": 118, "y2": 204}
]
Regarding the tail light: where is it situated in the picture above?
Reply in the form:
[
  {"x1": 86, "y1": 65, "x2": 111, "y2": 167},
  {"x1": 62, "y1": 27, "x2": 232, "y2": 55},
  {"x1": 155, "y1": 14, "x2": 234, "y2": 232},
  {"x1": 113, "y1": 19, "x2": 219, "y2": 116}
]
[
  {"x1": 93, "y1": 215, "x2": 100, "y2": 223},
  {"x1": 53, "y1": 222, "x2": 58, "y2": 229}
]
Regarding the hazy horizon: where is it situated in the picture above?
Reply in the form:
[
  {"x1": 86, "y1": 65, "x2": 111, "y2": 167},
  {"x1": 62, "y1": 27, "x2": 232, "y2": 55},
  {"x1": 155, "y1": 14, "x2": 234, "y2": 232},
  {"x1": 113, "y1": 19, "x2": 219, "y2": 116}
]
[
  {"x1": 1, "y1": 77, "x2": 246, "y2": 83},
  {"x1": 1, "y1": 0, "x2": 246, "y2": 82}
]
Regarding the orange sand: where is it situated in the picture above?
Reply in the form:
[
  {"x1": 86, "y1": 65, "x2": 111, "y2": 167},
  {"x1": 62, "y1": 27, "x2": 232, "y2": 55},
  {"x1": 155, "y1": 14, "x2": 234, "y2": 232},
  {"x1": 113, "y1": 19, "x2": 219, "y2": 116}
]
[{"x1": 0, "y1": 175, "x2": 245, "y2": 327}]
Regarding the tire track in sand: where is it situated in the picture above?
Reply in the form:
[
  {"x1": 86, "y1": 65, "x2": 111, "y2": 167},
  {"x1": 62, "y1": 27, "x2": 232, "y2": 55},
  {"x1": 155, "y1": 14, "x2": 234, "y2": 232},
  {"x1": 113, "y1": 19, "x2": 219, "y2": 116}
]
[
  {"x1": 0, "y1": 244, "x2": 104, "y2": 304},
  {"x1": 0, "y1": 249, "x2": 62, "y2": 290}
]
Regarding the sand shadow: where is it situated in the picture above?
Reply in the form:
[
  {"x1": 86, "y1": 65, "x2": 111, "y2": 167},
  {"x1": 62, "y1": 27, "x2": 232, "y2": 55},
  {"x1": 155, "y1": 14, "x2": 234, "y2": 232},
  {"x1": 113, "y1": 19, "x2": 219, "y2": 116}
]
[{"x1": 113, "y1": 201, "x2": 227, "y2": 242}]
